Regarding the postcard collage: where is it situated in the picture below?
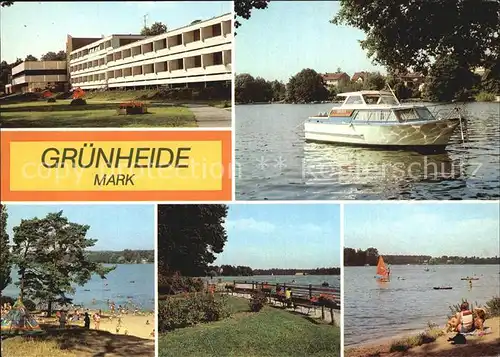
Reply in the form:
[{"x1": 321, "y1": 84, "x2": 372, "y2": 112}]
[{"x1": 0, "y1": 1, "x2": 499, "y2": 357}]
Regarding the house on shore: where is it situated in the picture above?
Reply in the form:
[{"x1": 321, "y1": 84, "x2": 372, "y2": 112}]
[{"x1": 322, "y1": 72, "x2": 350, "y2": 87}]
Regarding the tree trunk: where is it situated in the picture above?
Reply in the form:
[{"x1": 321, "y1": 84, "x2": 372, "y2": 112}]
[
  {"x1": 19, "y1": 269, "x2": 25, "y2": 300},
  {"x1": 47, "y1": 300, "x2": 53, "y2": 317}
]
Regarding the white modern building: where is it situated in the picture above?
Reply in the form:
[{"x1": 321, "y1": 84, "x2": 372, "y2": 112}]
[
  {"x1": 68, "y1": 13, "x2": 232, "y2": 90},
  {"x1": 5, "y1": 61, "x2": 68, "y2": 94}
]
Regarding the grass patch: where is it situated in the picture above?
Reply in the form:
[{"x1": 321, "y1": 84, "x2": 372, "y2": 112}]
[
  {"x1": 2, "y1": 337, "x2": 77, "y2": 357},
  {"x1": 208, "y1": 100, "x2": 231, "y2": 109},
  {"x1": 485, "y1": 296, "x2": 500, "y2": 317},
  {"x1": 1, "y1": 325, "x2": 154, "y2": 357},
  {"x1": 474, "y1": 91, "x2": 497, "y2": 102},
  {"x1": 389, "y1": 328, "x2": 444, "y2": 352},
  {"x1": 158, "y1": 297, "x2": 340, "y2": 357},
  {"x1": 0, "y1": 99, "x2": 196, "y2": 128}
]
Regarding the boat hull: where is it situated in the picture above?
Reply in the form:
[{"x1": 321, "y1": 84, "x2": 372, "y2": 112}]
[{"x1": 304, "y1": 118, "x2": 460, "y2": 147}]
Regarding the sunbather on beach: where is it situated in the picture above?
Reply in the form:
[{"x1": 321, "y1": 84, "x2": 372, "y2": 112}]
[{"x1": 448, "y1": 302, "x2": 474, "y2": 333}]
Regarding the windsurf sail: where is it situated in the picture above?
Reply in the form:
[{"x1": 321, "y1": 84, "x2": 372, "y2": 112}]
[{"x1": 375, "y1": 256, "x2": 390, "y2": 281}]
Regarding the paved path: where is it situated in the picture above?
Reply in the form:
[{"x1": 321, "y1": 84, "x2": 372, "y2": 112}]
[{"x1": 185, "y1": 104, "x2": 232, "y2": 127}]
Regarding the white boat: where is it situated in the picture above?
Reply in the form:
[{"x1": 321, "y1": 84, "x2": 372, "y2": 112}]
[{"x1": 304, "y1": 90, "x2": 462, "y2": 148}]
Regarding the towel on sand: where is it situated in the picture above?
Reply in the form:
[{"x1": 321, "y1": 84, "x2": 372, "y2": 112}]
[{"x1": 463, "y1": 327, "x2": 492, "y2": 336}]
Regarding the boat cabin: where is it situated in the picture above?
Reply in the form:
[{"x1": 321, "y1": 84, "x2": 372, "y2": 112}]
[
  {"x1": 339, "y1": 90, "x2": 400, "y2": 106},
  {"x1": 311, "y1": 91, "x2": 437, "y2": 124}
]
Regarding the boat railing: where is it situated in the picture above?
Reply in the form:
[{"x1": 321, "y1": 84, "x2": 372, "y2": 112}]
[{"x1": 430, "y1": 104, "x2": 468, "y2": 142}]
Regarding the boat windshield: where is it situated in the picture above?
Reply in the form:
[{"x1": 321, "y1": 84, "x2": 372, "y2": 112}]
[
  {"x1": 396, "y1": 108, "x2": 435, "y2": 122},
  {"x1": 361, "y1": 94, "x2": 399, "y2": 105},
  {"x1": 415, "y1": 107, "x2": 435, "y2": 120},
  {"x1": 377, "y1": 95, "x2": 399, "y2": 105}
]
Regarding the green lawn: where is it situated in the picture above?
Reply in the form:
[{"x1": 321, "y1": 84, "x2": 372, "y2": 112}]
[
  {"x1": 158, "y1": 296, "x2": 341, "y2": 357},
  {"x1": 0, "y1": 99, "x2": 196, "y2": 128}
]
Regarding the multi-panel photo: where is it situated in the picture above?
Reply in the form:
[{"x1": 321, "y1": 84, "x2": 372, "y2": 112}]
[{"x1": 0, "y1": 1, "x2": 498, "y2": 357}]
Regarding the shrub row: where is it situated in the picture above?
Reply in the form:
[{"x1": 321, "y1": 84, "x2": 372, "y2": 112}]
[
  {"x1": 147, "y1": 87, "x2": 231, "y2": 101},
  {"x1": 158, "y1": 272, "x2": 204, "y2": 295},
  {"x1": 158, "y1": 293, "x2": 229, "y2": 332}
]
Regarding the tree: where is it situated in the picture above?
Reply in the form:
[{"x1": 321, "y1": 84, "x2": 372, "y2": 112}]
[
  {"x1": 270, "y1": 80, "x2": 286, "y2": 101},
  {"x1": 1, "y1": 1, "x2": 14, "y2": 7},
  {"x1": 157, "y1": 204, "x2": 228, "y2": 277},
  {"x1": 363, "y1": 73, "x2": 386, "y2": 91},
  {"x1": 235, "y1": 73, "x2": 256, "y2": 103},
  {"x1": 332, "y1": 0, "x2": 500, "y2": 74},
  {"x1": 25, "y1": 54, "x2": 38, "y2": 61},
  {"x1": 0, "y1": 58, "x2": 22, "y2": 92},
  {"x1": 234, "y1": 0, "x2": 270, "y2": 29},
  {"x1": 365, "y1": 247, "x2": 379, "y2": 266},
  {"x1": 480, "y1": 61, "x2": 500, "y2": 95},
  {"x1": 12, "y1": 211, "x2": 114, "y2": 316},
  {"x1": 286, "y1": 68, "x2": 329, "y2": 103},
  {"x1": 0, "y1": 205, "x2": 11, "y2": 293},
  {"x1": 423, "y1": 55, "x2": 480, "y2": 102},
  {"x1": 253, "y1": 76, "x2": 273, "y2": 102},
  {"x1": 41, "y1": 50, "x2": 66, "y2": 61},
  {"x1": 141, "y1": 22, "x2": 167, "y2": 36}
]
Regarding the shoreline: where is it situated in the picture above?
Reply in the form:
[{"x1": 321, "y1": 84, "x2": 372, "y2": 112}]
[{"x1": 345, "y1": 316, "x2": 499, "y2": 357}]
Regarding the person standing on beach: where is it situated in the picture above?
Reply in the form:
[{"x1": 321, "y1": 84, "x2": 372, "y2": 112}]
[
  {"x1": 93, "y1": 311, "x2": 101, "y2": 330},
  {"x1": 59, "y1": 310, "x2": 67, "y2": 329},
  {"x1": 84, "y1": 312, "x2": 90, "y2": 329}
]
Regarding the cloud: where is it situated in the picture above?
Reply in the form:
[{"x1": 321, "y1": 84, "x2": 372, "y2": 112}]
[{"x1": 224, "y1": 218, "x2": 276, "y2": 233}]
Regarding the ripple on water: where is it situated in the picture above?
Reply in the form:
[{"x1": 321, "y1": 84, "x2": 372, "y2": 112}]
[{"x1": 235, "y1": 102, "x2": 500, "y2": 200}]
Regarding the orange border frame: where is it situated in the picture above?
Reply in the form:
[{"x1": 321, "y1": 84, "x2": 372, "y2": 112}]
[{"x1": 0, "y1": 130, "x2": 232, "y2": 202}]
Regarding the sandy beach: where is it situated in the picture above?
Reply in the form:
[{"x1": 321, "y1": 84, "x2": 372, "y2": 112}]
[
  {"x1": 98, "y1": 314, "x2": 155, "y2": 339},
  {"x1": 36, "y1": 312, "x2": 155, "y2": 339},
  {"x1": 345, "y1": 316, "x2": 500, "y2": 357}
]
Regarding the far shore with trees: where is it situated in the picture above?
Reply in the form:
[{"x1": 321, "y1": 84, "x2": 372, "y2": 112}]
[
  {"x1": 344, "y1": 247, "x2": 500, "y2": 266},
  {"x1": 207, "y1": 264, "x2": 340, "y2": 277}
]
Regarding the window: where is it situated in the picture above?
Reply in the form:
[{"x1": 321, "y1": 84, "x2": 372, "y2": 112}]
[
  {"x1": 194, "y1": 56, "x2": 201, "y2": 67},
  {"x1": 363, "y1": 96, "x2": 379, "y2": 104},
  {"x1": 353, "y1": 111, "x2": 373, "y2": 122},
  {"x1": 378, "y1": 95, "x2": 399, "y2": 105},
  {"x1": 213, "y1": 52, "x2": 223, "y2": 65},
  {"x1": 396, "y1": 109, "x2": 419, "y2": 121},
  {"x1": 345, "y1": 96, "x2": 363, "y2": 104},
  {"x1": 194, "y1": 30, "x2": 200, "y2": 41},
  {"x1": 212, "y1": 24, "x2": 222, "y2": 36},
  {"x1": 415, "y1": 108, "x2": 435, "y2": 120},
  {"x1": 379, "y1": 111, "x2": 398, "y2": 122}
]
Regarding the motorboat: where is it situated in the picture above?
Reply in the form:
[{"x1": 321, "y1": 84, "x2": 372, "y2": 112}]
[
  {"x1": 304, "y1": 90, "x2": 462, "y2": 148},
  {"x1": 461, "y1": 277, "x2": 479, "y2": 280},
  {"x1": 433, "y1": 286, "x2": 453, "y2": 290}
]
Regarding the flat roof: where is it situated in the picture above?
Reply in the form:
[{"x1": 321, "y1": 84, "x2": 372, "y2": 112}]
[{"x1": 69, "y1": 12, "x2": 231, "y2": 55}]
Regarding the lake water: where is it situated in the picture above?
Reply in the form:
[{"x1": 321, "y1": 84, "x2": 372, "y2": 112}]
[
  {"x1": 208, "y1": 275, "x2": 340, "y2": 288},
  {"x1": 344, "y1": 264, "x2": 500, "y2": 346},
  {"x1": 3, "y1": 264, "x2": 155, "y2": 311},
  {"x1": 235, "y1": 102, "x2": 500, "y2": 200}
]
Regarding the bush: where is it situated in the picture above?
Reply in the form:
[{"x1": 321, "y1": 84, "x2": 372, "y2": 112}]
[
  {"x1": 47, "y1": 98, "x2": 56, "y2": 103},
  {"x1": 389, "y1": 329, "x2": 443, "y2": 352},
  {"x1": 485, "y1": 296, "x2": 500, "y2": 317},
  {"x1": 249, "y1": 290, "x2": 267, "y2": 312},
  {"x1": 70, "y1": 98, "x2": 87, "y2": 106},
  {"x1": 474, "y1": 91, "x2": 496, "y2": 102},
  {"x1": 158, "y1": 293, "x2": 229, "y2": 332},
  {"x1": 0, "y1": 296, "x2": 15, "y2": 306},
  {"x1": 158, "y1": 272, "x2": 204, "y2": 295},
  {"x1": 23, "y1": 299, "x2": 36, "y2": 311}
]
